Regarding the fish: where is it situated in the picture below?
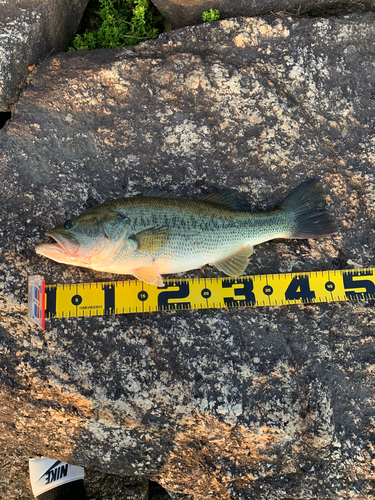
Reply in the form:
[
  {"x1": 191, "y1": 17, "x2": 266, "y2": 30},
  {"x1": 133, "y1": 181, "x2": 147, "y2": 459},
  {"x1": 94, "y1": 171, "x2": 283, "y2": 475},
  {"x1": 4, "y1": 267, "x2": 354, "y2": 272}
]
[{"x1": 35, "y1": 179, "x2": 337, "y2": 287}]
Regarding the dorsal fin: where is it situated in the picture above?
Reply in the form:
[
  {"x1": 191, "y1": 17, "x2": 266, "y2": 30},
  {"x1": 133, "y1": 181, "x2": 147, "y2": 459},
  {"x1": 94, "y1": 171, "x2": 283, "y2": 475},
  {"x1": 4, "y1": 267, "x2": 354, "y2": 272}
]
[
  {"x1": 140, "y1": 187, "x2": 251, "y2": 211},
  {"x1": 142, "y1": 188, "x2": 175, "y2": 199},
  {"x1": 198, "y1": 190, "x2": 251, "y2": 211}
]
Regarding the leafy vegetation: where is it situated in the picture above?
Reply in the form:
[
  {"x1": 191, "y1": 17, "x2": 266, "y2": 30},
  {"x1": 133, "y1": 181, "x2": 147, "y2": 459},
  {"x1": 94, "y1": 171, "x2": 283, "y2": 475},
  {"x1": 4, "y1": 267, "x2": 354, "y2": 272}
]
[
  {"x1": 69, "y1": 0, "x2": 163, "y2": 51},
  {"x1": 202, "y1": 9, "x2": 220, "y2": 22}
]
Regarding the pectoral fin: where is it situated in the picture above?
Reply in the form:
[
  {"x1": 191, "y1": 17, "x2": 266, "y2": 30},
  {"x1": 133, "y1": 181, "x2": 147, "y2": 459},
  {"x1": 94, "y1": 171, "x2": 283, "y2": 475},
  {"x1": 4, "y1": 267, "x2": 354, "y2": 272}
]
[
  {"x1": 130, "y1": 226, "x2": 170, "y2": 253},
  {"x1": 133, "y1": 266, "x2": 164, "y2": 287},
  {"x1": 213, "y1": 246, "x2": 253, "y2": 277}
]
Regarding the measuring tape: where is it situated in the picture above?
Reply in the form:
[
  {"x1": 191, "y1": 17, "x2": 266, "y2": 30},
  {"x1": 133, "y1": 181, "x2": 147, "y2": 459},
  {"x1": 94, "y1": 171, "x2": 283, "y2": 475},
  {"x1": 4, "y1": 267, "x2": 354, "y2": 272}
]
[{"x1": 28, "y1": 268, "x2": 375, "y2": 329}]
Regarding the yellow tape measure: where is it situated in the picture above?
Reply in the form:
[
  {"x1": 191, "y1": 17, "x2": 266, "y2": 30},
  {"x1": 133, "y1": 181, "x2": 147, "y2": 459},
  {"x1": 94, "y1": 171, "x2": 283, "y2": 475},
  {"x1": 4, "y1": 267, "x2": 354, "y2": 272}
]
[{"x1": 28, "y1": 268, "x2": 375, "y2": 328}]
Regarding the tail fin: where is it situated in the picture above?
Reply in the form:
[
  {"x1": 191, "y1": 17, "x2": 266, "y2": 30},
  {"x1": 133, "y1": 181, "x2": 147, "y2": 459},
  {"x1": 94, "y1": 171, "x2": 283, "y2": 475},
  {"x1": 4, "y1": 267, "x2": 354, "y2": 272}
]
[{"x1": 283, "y1": 179, "x2": 337, "y2": 239}]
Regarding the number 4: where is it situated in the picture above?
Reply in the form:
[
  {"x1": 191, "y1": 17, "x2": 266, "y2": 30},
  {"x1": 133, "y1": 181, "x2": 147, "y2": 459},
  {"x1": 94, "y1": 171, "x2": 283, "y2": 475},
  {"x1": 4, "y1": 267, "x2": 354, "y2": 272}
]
[{"x1": 285, "y1": 275, "x2": 316, "y2": 303}]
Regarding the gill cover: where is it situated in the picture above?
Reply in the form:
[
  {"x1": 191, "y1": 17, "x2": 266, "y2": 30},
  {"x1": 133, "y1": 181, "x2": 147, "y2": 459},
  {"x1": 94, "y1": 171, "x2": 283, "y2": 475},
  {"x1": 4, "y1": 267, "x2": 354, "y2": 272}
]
[
  {"x1": 100, "y1": 209, "x2": 131, "y2": 242},
  {"x1": 80, "y1": 208, "x2": 131, "y2": 264}
]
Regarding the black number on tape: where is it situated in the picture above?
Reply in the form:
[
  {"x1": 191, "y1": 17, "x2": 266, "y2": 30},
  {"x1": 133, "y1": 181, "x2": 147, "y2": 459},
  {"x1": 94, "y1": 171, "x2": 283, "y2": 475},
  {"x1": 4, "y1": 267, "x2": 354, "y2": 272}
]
[
  {"x1": 343, "y1": 270, "x2": 375, "y2": 300},
  {"x1": 158, "y1": 281, "x2": 191, "y2": 310},
  {"x1": 285, "y1": 275, "x2": 316, "y2": 303},
  {"x1": 222, "y1": 278, "x2": 256, "y2": 306},
  {"x1": 102, "y1": 284, "x2": 115, "y2": 314},
  {"x1": 45, "y1": 286, "x2": 57, "y2": 318}
]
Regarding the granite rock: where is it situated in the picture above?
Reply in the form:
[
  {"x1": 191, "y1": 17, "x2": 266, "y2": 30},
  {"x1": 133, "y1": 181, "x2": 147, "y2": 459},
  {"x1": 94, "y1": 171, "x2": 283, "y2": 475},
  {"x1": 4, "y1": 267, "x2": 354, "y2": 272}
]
[
  {"x1": 151, "y1": 0, "x2": 375, "y2": 29},
  {"x1": 0, "y1": 13, "x2": 375, "y2": 500},
  {"x1": 0, "y1": 0, "x2": 88, "y2": 111}
]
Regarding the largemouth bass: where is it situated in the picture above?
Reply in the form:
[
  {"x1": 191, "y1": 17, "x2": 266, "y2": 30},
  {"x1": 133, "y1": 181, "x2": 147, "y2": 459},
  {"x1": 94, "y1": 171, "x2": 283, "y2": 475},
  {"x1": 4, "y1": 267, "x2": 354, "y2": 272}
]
[{"x1": 35, "y1": 179, "x2": 337, "y2": 286}]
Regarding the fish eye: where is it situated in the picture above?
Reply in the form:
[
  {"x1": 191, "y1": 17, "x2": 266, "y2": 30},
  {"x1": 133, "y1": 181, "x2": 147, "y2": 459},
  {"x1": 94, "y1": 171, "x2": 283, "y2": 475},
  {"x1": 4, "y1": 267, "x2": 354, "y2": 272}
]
[{"x1": 64, "y1": 220, "x2": 75, "y2": 229}]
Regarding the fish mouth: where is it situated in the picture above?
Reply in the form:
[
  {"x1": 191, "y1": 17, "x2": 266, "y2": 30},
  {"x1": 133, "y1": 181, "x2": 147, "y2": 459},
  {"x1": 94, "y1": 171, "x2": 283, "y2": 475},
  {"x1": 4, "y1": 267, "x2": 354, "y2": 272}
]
[{"x1": 35, "y1": 231, "x2": 80, "y2": 257}]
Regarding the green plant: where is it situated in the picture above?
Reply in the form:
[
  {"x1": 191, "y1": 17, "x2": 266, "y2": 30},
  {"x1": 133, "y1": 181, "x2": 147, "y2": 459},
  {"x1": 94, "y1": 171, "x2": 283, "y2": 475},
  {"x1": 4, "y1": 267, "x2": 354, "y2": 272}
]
[
  {"x1": 202, "y1": 9, "x2": 220, "y2": 22},
  {"x1": 68, "y1": 0, "x2": 163, "y2": 51}
]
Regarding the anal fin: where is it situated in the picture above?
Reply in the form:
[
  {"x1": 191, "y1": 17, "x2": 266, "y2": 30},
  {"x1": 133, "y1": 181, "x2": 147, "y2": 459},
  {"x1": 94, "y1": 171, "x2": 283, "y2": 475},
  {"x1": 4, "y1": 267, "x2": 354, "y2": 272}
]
[
  {"x1": 213, "y1": 246, "x2": 253, "y2": 277},
  {"x1": 133, "y1": 265, "x2": 164, "y2": 287}
]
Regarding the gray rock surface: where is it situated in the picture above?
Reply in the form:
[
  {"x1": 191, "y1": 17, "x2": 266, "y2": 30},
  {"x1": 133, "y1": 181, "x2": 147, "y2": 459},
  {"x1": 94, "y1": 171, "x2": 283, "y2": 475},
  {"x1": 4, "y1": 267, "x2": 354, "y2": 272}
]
[
  {"x1": 151, "y1": 0, "x2": 375, "y2": 29},
  {"x1": 0, "y1": 0, "x2": 88, "y2": 111},
  {"x1": 1, "y1": 12, "x2": 375, "y2": 500}
]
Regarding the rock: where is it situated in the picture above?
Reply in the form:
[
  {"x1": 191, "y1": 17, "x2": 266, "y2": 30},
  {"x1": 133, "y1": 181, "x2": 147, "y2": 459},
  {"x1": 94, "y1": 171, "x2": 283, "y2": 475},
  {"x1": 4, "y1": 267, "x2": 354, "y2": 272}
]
[
  {"x1": 167, "y1": 491, "x2": 202, "y2": 500},
  {"x1": 150, "y1": 481, "x2": 177, "y2": 500},
  {"x1": 1, "y1": 12, "x2": 375, "y2": 500},
  {"x1": 84, "y1": 470, "x2": 149, "y2": 499},
  {"x1": 0, "y1": 0, "x2": 88, "y2": 111},
  {"x1": 151, "y1": 0, "x2": 375, "y2": 29}
]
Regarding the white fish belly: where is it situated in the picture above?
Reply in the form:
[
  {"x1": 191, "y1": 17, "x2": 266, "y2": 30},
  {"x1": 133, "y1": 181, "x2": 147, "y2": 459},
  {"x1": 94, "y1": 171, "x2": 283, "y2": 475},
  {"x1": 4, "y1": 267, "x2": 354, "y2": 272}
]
[{"x1": 158, "y1": 235, "x2": 249, "y2": 274}]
